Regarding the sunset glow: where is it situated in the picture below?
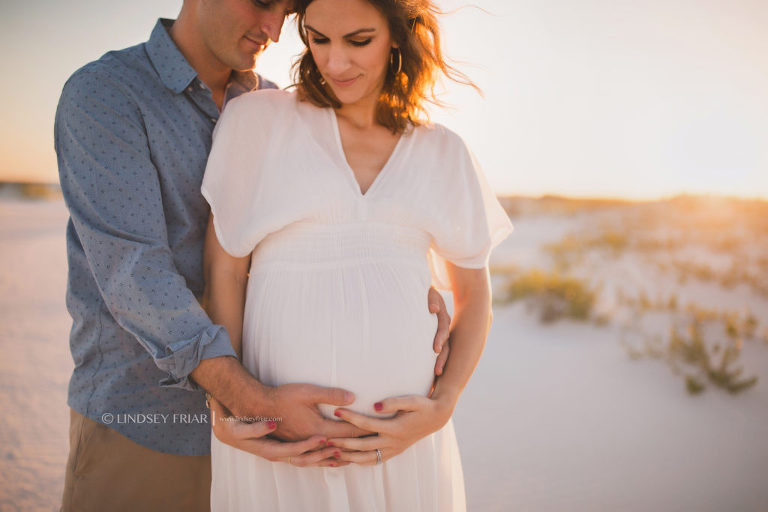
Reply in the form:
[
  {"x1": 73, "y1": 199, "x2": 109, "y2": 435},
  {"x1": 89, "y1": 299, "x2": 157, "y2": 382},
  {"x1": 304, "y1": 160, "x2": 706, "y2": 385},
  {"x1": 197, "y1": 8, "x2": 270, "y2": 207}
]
[{"x1": 1, "y1": 0, "x2": 766, "y2": 199}]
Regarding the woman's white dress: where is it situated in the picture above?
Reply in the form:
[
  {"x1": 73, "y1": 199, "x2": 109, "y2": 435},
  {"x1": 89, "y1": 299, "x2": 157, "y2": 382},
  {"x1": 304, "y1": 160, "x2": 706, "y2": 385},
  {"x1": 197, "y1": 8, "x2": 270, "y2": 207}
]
[{"x1": 201, "y1": 90, "x2": 512, "y2": 512}]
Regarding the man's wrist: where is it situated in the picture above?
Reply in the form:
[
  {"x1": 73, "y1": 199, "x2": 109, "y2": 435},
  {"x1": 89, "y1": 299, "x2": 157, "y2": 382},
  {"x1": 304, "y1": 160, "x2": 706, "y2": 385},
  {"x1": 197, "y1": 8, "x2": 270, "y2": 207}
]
[{"x1": 191, "y1": 356, "x2": 270, "y2": 417}]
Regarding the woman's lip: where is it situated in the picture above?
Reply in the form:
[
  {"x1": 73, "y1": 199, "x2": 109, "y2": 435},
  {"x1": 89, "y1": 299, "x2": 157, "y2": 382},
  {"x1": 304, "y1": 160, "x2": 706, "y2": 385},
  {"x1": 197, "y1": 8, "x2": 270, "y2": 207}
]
[{"x1": 330, "y1": 75, "x2": 360, "y2": 87}]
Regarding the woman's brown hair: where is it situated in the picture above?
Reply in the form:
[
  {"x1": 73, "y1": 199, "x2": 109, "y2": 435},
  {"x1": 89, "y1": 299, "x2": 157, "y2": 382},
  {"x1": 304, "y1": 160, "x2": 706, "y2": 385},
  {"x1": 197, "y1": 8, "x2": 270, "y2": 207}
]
[{"x1": 292, "y1": 0, "x2": 478, "y2": 133}]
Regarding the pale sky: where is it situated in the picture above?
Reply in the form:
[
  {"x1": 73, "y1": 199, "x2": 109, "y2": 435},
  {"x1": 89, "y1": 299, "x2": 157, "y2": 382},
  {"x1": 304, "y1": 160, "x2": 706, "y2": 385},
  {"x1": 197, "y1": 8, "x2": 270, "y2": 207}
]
[{"x1": 1, "y1": 0, "x2": 767, "y2": 199}]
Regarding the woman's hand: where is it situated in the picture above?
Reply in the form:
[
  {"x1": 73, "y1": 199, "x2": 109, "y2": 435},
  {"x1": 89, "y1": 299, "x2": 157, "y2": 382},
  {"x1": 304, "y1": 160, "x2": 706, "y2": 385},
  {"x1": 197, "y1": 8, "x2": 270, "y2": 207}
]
[
  {"x1": 325, "y1": 394, "x2": 455, "y2": 465},
  {"x1": 209, "y1": 395, "x2": 350, "y2": 468},
  {"x1": 428, "y1": 286, "x2": 451, "y2": 376},
  {"x1": 331, "y1": 266, "x2": 491, "y2": 466}
]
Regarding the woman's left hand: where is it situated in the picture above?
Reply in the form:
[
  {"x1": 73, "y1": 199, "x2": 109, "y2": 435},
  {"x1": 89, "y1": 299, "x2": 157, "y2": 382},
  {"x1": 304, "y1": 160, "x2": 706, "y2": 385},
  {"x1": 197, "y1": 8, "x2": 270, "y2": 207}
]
[
  {"x1": 327, "y1": 394, "x2": 454, "y2": 465},
  {"x1": 428, "y1": 286, "x2": 452, "y2": 376}
]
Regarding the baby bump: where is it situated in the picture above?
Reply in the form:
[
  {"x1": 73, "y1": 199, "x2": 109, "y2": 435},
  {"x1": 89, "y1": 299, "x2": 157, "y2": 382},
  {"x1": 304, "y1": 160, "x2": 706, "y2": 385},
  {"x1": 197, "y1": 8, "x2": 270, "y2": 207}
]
[{"x1": 242, "y1": 264, "x2": 438, "y2": 419}]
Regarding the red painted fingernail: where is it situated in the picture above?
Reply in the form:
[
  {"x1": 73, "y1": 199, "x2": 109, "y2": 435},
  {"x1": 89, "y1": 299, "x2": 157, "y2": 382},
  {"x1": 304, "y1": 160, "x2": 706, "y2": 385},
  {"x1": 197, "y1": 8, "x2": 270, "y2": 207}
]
[
  {"x1": 266, "y1": 421, "x2": 276, "y2": 430},
  {"x1": 326, "y1": 441, "x2": 334, "y2": 447},
  {"x1": 374, "y1": 402, "x2": 383, "y2": 411},
  {"x1": 330, "y1": 462, "x2": 337, "y2": 467},
  {"x1": 334, "y1": 451, "x2": 341, "y2": 458},
  {"x1": 334, "y1": 410, "x2": 342, "y2": 417}
]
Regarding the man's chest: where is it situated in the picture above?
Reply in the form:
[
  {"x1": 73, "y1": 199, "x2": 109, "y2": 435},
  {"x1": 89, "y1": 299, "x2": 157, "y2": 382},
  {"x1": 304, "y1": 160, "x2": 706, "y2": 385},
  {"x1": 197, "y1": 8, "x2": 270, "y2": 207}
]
[{"x1": 138, "y1": 95, "x2": 218, "y2": 247}]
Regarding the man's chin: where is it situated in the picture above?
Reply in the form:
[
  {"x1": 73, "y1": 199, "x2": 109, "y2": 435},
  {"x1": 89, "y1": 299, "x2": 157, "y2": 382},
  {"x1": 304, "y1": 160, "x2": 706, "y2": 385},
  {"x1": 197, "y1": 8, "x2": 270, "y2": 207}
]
[{"x1": 230, "y1": 53, "x2": 262, "y2": 73}]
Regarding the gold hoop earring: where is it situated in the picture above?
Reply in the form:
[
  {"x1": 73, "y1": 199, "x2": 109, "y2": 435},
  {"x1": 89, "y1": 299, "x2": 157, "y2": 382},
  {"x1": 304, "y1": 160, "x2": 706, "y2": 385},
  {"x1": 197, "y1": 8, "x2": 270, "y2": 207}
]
[{"x1": 390, "y1": 48, "x2": 402, "y2": 75}]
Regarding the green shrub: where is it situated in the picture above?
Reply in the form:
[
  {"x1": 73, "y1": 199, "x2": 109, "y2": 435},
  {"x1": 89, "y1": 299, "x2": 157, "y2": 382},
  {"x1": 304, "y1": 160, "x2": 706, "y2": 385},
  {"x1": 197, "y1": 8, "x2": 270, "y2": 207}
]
[
  {"x1": 628, "y1": 321, "x2": 758, "y2": 395},
  {"x1": 501, "y1": 269, "x2": 596, "y2": 323}
]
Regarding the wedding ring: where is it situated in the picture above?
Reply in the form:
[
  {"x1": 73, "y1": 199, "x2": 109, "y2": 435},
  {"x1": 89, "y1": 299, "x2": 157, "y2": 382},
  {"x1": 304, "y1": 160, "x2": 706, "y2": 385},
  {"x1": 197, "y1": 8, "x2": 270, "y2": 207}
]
[
  {"x1": 288, "y1": 456, "x2": 293, "y2": 465},
  {"x1": 375, "y1": 449, "x2": 382, "y2": 465}
]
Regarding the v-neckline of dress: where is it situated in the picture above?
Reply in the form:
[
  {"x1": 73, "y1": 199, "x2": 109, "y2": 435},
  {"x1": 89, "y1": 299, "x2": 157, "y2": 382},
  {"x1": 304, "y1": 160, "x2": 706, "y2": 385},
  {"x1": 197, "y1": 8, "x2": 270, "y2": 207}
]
[{"x1": 328, "y1": 108, "x2": 406, "y2": 199}]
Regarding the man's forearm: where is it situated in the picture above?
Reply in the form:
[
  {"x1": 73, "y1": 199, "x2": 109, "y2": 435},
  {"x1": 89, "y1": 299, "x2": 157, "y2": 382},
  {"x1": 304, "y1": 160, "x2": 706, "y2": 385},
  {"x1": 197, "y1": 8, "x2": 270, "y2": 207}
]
[{"x1": 191, "y1": 356, "x2": 272, "y2": 418}]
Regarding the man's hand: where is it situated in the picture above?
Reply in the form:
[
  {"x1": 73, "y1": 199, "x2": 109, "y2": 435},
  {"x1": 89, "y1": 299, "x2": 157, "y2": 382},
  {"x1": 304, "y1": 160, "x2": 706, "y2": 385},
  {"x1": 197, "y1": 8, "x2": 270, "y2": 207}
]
[
  {"x1": 261, "y1": 383, "x2": 373, "y2": 441},
  {"x1": 428, "y1": 287, "x2": 451, "y2": 375},
  {"x1": 209, "y1": 396, "x2": 348, "y2": 468},
  {"x1": 192, "y1": 357, "x2": 372, "y2": 446},
  {"x1": 325, "y1": 394, "x2": 454, "y2": 465}
]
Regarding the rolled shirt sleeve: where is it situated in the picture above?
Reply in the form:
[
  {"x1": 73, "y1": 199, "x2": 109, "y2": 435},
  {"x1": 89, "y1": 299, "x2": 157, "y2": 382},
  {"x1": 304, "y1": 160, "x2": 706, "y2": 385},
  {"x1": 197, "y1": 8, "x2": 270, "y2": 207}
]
[{"x1": 55, "y1": 68, "x2": 237, "y2": 390}]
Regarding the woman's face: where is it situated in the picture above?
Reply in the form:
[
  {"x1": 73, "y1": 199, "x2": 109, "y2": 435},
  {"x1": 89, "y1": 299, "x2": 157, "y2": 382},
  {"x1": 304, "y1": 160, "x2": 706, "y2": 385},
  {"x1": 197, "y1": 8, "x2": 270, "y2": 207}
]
[{"x1": 304, "y1": 0, "x2": 395, "y2": 109}]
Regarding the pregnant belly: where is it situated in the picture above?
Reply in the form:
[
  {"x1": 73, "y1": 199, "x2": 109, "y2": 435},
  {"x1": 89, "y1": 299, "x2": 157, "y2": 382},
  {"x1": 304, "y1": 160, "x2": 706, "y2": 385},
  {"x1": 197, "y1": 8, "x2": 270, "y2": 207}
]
[{"x1": 242, "y1": 264, "x2": 438, "y2": 419}]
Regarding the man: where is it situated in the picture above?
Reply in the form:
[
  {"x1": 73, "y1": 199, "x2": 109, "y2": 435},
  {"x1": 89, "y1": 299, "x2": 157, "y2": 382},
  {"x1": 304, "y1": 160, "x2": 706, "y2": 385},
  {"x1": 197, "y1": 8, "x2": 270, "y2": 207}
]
[{"x1": 55, "y1": 0, "x2": 451, "y2": 510}]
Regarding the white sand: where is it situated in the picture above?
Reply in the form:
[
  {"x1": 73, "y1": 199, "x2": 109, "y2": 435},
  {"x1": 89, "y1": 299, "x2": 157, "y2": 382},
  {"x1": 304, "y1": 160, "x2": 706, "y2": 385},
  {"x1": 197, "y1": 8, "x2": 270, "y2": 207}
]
[
  {"x1": 0, "y1": 199, "x2": 71, "y2": 512},
  {"x1": 1, "y1": 198, "x2": 767, "y2": 511}
]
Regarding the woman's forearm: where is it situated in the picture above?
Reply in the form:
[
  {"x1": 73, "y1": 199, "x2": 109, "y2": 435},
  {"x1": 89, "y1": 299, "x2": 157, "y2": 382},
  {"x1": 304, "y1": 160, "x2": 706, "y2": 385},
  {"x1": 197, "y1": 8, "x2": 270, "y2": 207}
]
[{"x1": 430, "y1": 265, "x2": 492, "y2": 409}]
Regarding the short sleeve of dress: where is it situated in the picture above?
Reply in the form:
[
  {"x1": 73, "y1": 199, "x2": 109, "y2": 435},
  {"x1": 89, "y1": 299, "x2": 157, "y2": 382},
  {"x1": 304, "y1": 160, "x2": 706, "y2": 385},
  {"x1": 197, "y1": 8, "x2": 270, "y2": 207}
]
[
  {"x1": 201, "y1": 91, "x2": 282, "y2": 258},
  {"x1": 427, "y1": 128, "x2": 513, "y2": 289}
]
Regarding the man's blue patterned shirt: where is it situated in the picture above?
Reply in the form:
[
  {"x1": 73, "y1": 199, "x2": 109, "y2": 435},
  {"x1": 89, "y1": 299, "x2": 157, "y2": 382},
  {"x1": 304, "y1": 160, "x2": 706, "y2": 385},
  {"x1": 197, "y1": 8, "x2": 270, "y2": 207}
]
[{"x1": 54, "y1": 19, "x2": 276, "y2": 456}]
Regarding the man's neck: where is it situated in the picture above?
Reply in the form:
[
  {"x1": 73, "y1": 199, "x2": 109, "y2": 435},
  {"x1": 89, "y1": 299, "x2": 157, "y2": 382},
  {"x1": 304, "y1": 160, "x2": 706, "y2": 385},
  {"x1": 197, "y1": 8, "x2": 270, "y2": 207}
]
[{"x1": 169, "y1": 12, "x2": 231, "y2": 109}]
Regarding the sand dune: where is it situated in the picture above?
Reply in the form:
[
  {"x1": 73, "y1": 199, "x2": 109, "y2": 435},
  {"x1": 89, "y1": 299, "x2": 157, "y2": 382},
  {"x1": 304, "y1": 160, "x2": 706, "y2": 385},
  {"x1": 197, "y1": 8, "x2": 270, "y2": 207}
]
[{"x1": 1, "y1": 197, "x2": 767, "y2": 511}]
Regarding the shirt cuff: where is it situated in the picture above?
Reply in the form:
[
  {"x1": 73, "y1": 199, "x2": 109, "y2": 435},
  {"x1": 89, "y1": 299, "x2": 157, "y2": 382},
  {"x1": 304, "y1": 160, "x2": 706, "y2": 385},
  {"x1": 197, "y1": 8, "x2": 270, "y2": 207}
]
[{"x1": 156, "y1": 326, "x2": 238, "y2": 391}]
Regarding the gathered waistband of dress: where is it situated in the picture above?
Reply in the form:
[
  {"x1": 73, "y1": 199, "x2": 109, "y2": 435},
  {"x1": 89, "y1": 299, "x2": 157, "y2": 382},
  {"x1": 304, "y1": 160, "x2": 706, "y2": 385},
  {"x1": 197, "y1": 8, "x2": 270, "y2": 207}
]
[{"x1": 249, "y1": 221, "x2": 431, "y2": 269}]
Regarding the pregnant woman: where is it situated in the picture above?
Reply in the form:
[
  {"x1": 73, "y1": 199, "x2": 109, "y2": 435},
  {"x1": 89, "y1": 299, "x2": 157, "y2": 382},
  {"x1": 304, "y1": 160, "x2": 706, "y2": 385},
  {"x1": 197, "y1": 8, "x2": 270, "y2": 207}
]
[{"x1": 201, "y1": 0, "x2": 512, "y2": 509}]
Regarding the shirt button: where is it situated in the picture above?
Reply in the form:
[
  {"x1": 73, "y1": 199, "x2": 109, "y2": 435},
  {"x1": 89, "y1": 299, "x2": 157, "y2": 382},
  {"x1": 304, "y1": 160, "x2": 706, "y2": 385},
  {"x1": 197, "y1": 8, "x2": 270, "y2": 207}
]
[{"x1": 210, "y1": 117, "x2": 217, "y2": 123}]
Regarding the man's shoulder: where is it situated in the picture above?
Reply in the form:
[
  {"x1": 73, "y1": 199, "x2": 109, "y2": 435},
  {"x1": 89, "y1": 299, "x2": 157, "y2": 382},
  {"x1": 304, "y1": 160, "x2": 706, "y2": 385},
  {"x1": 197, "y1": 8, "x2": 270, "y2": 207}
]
[{"x1": 60, "y1": 43, "x2": 155, "y2": 104}]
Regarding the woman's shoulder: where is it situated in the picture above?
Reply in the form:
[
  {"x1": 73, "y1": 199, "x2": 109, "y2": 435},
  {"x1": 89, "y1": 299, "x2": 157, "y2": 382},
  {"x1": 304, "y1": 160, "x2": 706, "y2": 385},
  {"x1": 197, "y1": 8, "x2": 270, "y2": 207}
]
[
  {"x1": 221, "y1": 89, "x2": 298, "y2": 123},
  {"x1": 228, "y1": 87, "x2": 294, "y2": 106},
  {"x1": 410, "y1": 121, "x2": 471, "y2": 159}
]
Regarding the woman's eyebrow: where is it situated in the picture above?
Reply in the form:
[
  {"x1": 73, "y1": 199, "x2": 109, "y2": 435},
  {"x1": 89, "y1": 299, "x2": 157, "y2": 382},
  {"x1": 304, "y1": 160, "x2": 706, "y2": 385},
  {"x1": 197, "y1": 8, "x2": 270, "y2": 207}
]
[
  {"x1": 305, "y1": 25, "x2": 376, "y2": 38},
  {"x1": 342, "y1": 28, "x2": 376, "y2": 37}
]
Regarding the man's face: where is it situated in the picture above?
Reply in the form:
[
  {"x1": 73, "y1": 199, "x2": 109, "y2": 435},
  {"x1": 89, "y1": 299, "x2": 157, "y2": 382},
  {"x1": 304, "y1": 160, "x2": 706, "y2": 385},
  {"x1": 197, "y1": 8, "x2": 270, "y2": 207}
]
[{"x1": 197, "y1": 0, "x2": 293, "y2": 71}]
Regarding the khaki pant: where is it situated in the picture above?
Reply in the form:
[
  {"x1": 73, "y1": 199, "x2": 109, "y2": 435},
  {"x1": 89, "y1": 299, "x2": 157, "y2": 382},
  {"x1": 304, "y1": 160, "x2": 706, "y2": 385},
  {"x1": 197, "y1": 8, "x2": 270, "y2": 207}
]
[{"x1": 61, "y1": 409, "x2": 211, "y2": 512}]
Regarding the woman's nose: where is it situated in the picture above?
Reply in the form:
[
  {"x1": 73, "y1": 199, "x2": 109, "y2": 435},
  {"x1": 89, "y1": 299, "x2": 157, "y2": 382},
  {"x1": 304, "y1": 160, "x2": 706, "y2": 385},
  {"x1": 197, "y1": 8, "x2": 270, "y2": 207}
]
[{"x1": 325, "y1": 44, "x2": 351, "y2": 75}]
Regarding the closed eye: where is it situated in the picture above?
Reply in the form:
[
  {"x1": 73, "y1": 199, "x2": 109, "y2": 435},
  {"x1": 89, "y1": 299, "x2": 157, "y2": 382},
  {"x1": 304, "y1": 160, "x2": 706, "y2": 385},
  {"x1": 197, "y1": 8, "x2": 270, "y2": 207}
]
[{"x1": 305, "y1": 24, "x2": 377, "y2": 46}]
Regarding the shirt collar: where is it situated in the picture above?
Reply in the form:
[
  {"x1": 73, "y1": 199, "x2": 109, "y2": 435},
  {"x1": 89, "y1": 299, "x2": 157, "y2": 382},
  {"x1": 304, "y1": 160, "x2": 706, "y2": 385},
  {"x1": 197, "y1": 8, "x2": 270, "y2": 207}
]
[
  {"x1": 145, "y1": 18, "x2": 261, "y2": 95},
  {"x1": 146, "y1": 19, "x2": 197, "y2": 94},
  {"x1": 231, "y1": 69, "x2": 260, "y2": 92},
  {"x1": 225, "y1": 71, "x2": 261, "y2": 106}
]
